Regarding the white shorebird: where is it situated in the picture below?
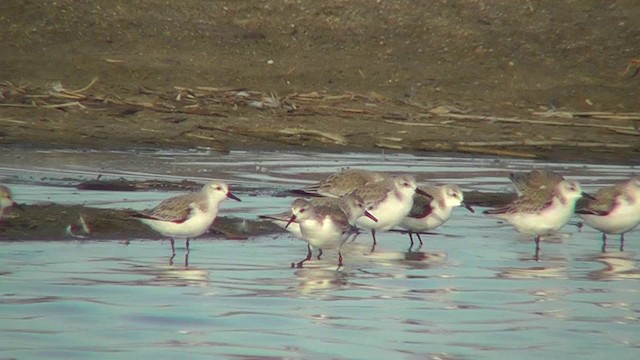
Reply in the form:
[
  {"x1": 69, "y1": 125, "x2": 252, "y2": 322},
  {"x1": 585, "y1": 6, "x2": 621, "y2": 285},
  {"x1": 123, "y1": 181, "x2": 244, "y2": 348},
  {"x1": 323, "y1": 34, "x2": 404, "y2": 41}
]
[
  {"x1": 350, "y1": 174, "x2": 429, "y2": 250},
  {"x1": 131, "y1": 181, "x2": 241, "y2": 261},
  {"x1": 0, "y1": 184, "x2": 18, "y2": 219},
  {"x1": 484, "y1": 180, "x2": 591, "y2": 258},
  {"x1": 399, "y1": 184, "x2": 474, "y2": 246},
  {"x1": 282, "y1": 196, "x2": 378, "y2": 268},
  {"x1": 259, "y1": 195, "x2": 372, "y2": 240},
  {"x1": 576, "y1": 176, "x2": 640, "y2": 251},
  {"x1": 293, "y1": 169, "x2": 388, "y2": 198},
  {"x1": 509, "y1": 169, "x2": 564, "y2": 196}
]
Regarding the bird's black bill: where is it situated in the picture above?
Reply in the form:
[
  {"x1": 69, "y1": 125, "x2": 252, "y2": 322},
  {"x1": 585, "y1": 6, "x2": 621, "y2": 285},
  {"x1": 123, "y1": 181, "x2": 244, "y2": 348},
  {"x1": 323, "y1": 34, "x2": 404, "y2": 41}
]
[
  {"x1": 227, "y1": 192, "x2": 242, "y2": 202},
  {"x1": 415, "y1": 188, "x2": 433, "y2": 199},
  {"x1": 462, "y1": 201, "x2": 475, "y2": 213},
  {"x1": 364, "y1": 210, "x2": 378, "y2": 222},
  {"x1": 285, "y1": 214, "x2": 297, "y2": 229}
]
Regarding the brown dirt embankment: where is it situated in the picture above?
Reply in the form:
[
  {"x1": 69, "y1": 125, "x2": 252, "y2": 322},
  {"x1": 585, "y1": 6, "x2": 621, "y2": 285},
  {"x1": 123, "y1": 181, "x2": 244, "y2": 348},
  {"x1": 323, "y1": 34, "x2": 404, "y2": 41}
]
[{"x1": 0, "y1": 1, "x2": 638, "y2": 163}]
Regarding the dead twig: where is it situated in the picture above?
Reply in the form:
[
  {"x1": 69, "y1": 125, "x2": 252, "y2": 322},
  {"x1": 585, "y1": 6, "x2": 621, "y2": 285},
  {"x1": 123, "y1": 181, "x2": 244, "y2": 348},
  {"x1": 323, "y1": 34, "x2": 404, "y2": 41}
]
[
  {"x1": 455, "y1": 140, "x2": 632, "y2": 148},
  {"x1": 430, "y1": 111, "x2": 639, "y2": 135},
  {"x1": 416, "y1": 142, "x2": 537, "y2": 158},
  {"x1": 278, "y1": 128, "x2": 348, "y2": 145},
  {"x1": 0, "y1": 118, "x2": 28, "y2": 124},
  {"x1": 41, "y1": 101, "x2": 86, "y2": 109},
  {"x1": 69, "y1": 77, "x2": 99, "y2": 94},
  {"x1": 0, "y1": 103, "x2": 35, "y2": 108},
  {"x1": 384, "y1": 119, "x2": 465, "y2": 129},
  {"x1": 533, "y1": 110, "x2": 640, "y2": 121}
]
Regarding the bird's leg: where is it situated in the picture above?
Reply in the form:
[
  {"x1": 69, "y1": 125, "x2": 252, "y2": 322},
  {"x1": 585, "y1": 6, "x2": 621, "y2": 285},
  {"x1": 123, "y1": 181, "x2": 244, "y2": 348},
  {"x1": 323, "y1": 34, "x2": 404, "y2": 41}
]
[
  {"x1": 184, "y1": 252, "x2": 189, "y2": 268},
  {"x1": 601, "y1": 233, "x2": 607, "y2": 253},
  {"x1": 292, "y1": 244, "x2": 313, "y2": 268},
  {"x1": 337, "y1": 251, "x2": 343, "y2": 269},
  {"x1": 317, "y1": 248, "x2": 323, "y2": 260},
  {"x1": 408, "y1": 233, "x2": 415, "y2": 248},
  {"x1": 416, "y1": 233, "x2": 423, "y2": 245},
  {"x1": 370, "y1": 229, "x2": 377, "y2": 254},
  {"x1": 306, "y1": 244, "x2": 312, "y2": 259},
  {"x1": 534, "y1": 235, "x2": 541, "y2": 261},
  {"x1": 186, "y1": 238, "x2": 190, "y2": 254},
  {"x1": 169, "y1": 238, "x2": 176, "y2": 265},
  {"x1": 620, "y1": 233, "x2": 625, "y2": 252}
]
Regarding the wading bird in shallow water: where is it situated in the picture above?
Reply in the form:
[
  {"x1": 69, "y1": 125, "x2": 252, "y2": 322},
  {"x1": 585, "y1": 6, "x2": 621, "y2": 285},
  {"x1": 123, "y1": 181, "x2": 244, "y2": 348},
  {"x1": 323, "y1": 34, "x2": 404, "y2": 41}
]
[
  {"x1": 349, "y1": 175, "x2": 430, "y2": 252},
  {"x1": 0, "y1": 184, "x2": 19, "y2": 220},
  {"x1": 131, "y1": 181, "x2": 241, "y2": 264},
  {"x1": 509, "y1": 169, "x2": 564, "y2": 196},
  {"x1": 259, "y1": 194, "x2": 372, "y2": 241},
  {"x1": 576, "y1": 176, "x2": 640, "y2": 252},
  {"x1": 292, "y1": 169, "x2": 388, "y2": 198},
  {"x1": 484, "y1": 180, "x2": 592, "y2": 260},
  {"x1": 399, "y1": 184, "x2": 474, "y2": 247},
  {"x1": 284, "y1": 196, "x2": 378, "y2": 269}
]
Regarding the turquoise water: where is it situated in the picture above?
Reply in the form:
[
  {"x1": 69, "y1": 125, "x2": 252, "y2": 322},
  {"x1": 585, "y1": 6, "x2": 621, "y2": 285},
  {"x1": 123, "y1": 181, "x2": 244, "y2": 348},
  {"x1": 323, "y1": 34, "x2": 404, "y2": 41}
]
[{"x1": 1, "y1": 150, "x2": 639, "y2": 359}]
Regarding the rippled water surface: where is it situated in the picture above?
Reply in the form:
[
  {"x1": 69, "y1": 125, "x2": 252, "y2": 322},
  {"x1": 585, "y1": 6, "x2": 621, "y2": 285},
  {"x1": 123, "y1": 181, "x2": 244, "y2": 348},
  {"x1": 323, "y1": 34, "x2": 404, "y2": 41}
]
[{"x1": 1, "y1": 150, "x2": 639, "y2": 359}]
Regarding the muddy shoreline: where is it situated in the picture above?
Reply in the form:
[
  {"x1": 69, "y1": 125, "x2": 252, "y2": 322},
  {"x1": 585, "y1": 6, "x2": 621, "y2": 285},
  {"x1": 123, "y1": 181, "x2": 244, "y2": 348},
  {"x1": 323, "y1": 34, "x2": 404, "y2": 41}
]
[
  {"x1": 1, "y1": 80, "x2": 638, "y2": 165},
  {"x1": 1, "y1": 1, "x2": 639, "y2": 164},
  {"x1": 1, "y1": 1, "x2": 639, "y2": 240},
  {"x1": 0, "y1": 177, "x2": 513, "y2": 241}
]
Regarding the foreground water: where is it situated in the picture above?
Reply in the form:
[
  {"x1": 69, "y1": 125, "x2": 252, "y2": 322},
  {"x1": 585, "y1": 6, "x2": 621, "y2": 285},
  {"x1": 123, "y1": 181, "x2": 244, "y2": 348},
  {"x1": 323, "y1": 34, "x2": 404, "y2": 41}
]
[{"x1": 1, "y1": 150, "x2": 639, "y2": 359}]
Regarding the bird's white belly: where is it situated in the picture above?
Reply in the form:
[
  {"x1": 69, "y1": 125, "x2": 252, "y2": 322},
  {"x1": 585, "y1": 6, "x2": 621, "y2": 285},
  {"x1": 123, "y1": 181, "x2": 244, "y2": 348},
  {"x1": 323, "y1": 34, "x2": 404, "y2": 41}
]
[
  {"x1": 505, "y1": 204, "x2": 574, "y2": 235},
  {"x1": 358, "y1": 195, "x2": 412, "y2": 231},
  {"x1": 141, "y1": 209, "x2": 218, "y2": 238},
  {"x1": 579, "y1": 204, "x2": 640, "y2": 234},
  {"x1": 300, "y1": 218, "x2": 346, "y2": 250},
  {"x1": 401, "y1": 207, "x2": 452, "y2": 231}
]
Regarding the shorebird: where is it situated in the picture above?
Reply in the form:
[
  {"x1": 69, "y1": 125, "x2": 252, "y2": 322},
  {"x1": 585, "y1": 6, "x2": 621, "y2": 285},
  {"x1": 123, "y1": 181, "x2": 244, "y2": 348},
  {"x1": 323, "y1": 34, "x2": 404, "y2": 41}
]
[
  {"x1": 509, "y1": 169, "x2": 565, "y2": 196},
  {"x1": 292, "y1": 169, "x2": 388, "y2": 198},
  {"x1": 350, "y1": 174, "x2": 429, "y2": 251},
  {"x1": 576, "y1": 176, "x2": 640, "y2": 252},
  {"x1": 284, "y1": 197, "x2": 378, "y2": 268},
  {"x1": 131, "y1": 181, "x2": 241, "y2": 262},
  {"x1": 0, "y1": 184, "x2": 18, "y2": 219},
  {"x1": 484, "y1": 180, "x2": 591, "y2": 258},
  {"x1": 399, "y1": 184, "x2": 474, "y2": 246},
  {"x1": 259, "y1": 194, "x2": 372, "y2": 240}
]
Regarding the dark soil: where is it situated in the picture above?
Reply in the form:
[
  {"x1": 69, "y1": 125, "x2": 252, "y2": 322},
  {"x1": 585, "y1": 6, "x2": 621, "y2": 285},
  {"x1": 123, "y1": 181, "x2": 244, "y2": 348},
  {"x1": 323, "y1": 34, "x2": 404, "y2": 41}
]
[{"x1": 1, "y1": 0, "x2": 639, "y2": 163}]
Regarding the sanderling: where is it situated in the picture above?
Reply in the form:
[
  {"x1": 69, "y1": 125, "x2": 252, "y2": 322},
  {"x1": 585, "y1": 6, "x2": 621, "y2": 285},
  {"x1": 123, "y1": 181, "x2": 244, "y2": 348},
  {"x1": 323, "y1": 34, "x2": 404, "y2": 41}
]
[
  {"x1": 576, "y1": 176, "x2": 640, "y2": 251},
  {"x1": 131, "y1": 181, "x2": 241, "y2": 262},
  {"x1": 0, "y1": 184, "x2": 18, "y2": 219},
  {"x1": 293, "y1": 169, "x2": 388, "y2": 198},
  {"x1": 350, "y1": 174, "x2": 429, "y2": 250},
  {"x1": 282, "y1": 195, "x2": 378, "y2": 268},
  {"x1": 484, "y1": 180, "x2": 590, "y2": 258},
  {"x1": 259, "y1": 194, "x2": 371, "y2": 239},
  {"x1": 509, "y1": 169, "x2": 564, "y2": 196},
  {"x1": 399, "y1": 184, "x2": 474, "y2": 246}
]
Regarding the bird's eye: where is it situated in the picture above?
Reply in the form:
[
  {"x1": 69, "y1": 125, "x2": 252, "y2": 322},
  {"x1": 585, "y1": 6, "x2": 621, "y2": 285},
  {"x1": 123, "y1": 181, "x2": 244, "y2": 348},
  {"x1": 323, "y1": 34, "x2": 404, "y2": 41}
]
[
  {"x1": 299, "y1": 208, "x2": 305, "y2": 213},
  {"x1": 216, "y1": 186, "x2": 222, "y2": 191}
]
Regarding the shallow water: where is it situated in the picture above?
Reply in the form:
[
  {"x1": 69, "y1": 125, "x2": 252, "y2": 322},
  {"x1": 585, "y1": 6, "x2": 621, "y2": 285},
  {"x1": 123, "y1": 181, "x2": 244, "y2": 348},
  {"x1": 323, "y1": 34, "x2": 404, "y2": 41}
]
[{"x1": 1, "y1": 149, "x2": 639, "y2": 359}]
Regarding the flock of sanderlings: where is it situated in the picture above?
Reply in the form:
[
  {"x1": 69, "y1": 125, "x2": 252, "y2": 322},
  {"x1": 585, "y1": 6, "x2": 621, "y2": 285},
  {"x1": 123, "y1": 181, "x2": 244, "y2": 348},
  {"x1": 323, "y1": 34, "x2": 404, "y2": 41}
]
[{"x1": 1, "y1": 170, "x2": 638, "y2": 268}]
